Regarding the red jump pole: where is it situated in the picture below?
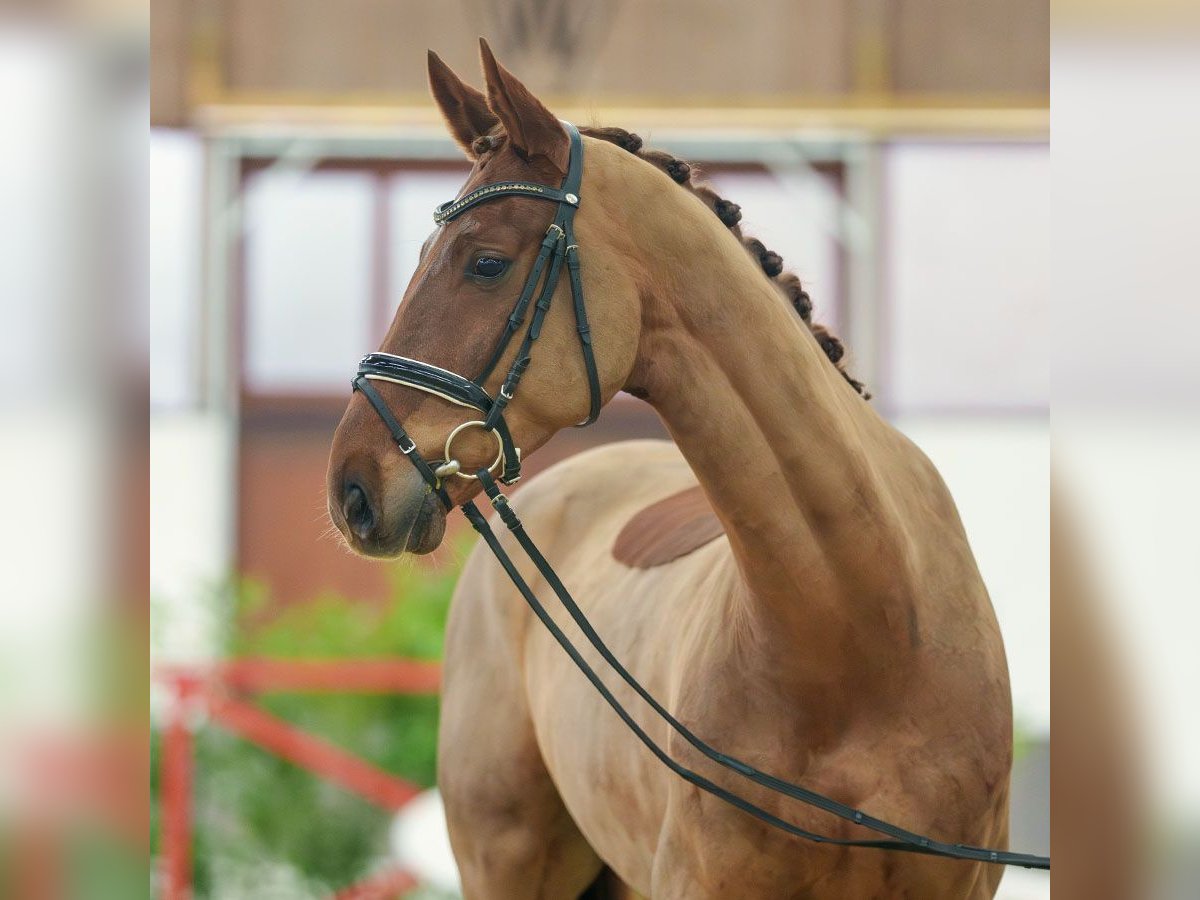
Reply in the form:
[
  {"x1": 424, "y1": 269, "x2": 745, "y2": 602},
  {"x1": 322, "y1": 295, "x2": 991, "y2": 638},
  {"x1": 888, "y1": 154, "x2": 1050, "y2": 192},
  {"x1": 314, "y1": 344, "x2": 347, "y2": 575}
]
[
  {"x1": 332, "y1": 867, "x2": 420, "y2": 899},
  {"x1": 207, "y1": 694, "x2": 421, "y2": 810},
  {"x1": 160, "y1": 679, "x2": 196, "y2": 900},
  {"x1": 218, "y1": 658, "x2": 440, "y2": 695}
]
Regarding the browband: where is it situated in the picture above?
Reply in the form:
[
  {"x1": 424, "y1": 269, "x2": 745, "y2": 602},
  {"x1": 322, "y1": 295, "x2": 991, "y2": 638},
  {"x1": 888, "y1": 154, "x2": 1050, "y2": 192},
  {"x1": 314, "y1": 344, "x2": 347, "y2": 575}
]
[{"x1": 434, "y1": 182, "x2": 579, "y2": 226}]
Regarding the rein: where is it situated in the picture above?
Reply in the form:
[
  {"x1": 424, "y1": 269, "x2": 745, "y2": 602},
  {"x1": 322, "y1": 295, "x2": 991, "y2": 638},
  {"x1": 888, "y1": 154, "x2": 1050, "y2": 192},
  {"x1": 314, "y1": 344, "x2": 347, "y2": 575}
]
[{"x1": 351, "y1": 122, "x2": 1050, "y2": 872}]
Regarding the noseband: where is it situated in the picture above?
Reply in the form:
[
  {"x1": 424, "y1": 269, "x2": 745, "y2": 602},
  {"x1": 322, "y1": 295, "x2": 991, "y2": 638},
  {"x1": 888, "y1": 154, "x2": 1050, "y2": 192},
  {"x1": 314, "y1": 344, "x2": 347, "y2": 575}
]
[
  {"x1": 347, "y1": 122, "x2": 1049, "y2": 872},
  {"x1": 353, "y1": 122, "x2": 598, "y2": 501}
]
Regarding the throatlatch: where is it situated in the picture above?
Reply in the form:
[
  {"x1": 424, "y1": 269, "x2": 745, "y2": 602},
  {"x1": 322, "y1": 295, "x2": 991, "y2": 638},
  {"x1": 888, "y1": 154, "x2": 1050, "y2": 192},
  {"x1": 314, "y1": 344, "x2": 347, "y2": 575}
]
[{"x1": 350, "y1": 121, "x2": 1050, "y2": 872}]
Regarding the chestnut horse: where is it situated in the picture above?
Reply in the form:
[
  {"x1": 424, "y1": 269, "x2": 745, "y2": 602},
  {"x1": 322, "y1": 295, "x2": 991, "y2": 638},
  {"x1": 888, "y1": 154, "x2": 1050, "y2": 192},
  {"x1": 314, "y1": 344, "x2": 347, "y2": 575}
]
[{"x1": 328, "y1": 42, "x2": 1013, "y2": 899}]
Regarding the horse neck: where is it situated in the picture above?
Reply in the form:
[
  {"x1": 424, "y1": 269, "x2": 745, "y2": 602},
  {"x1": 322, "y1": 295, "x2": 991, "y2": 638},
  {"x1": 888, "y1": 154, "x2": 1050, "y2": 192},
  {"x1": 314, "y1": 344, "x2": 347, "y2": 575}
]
[{"x1": 619, "y1": 178, "x2": 916, "y2": 681}]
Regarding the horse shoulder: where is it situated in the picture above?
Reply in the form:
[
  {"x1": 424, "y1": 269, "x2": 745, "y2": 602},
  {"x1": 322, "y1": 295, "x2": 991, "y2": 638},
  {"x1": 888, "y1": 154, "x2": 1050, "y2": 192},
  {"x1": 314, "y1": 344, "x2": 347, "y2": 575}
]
[{"x1": 502, "y1": 438, "x2": 700, "y2": 547}]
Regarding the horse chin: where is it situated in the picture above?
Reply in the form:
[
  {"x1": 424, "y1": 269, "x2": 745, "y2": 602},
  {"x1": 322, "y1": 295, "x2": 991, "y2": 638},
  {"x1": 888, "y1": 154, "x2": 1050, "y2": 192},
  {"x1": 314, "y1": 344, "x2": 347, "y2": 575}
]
[{"x1": 401, "y1": 491, "x2": 447, "y2": 555}]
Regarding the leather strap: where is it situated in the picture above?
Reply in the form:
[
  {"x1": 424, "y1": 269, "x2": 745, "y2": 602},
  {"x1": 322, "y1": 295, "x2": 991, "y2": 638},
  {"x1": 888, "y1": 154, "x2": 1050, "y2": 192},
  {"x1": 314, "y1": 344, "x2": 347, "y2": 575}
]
[
  {"x1": 357, "y1": 354, "x2": 521, "y2": 484},
  {"x1": 435, "y1": 122, "x2": 584, "y2": 225},
  {"x1": 435, "y1": 182, "x2": 578, "y2": 225},
  {"x1": 472, "y1": 125, "x2": 597, "y2": 430},
  {"x1": 566, "y1": 241, "x2": 601, "y2": 426},
  {"x1": 473, "y1": 223, "x2": 564, "y2": 390},
  {"x1": 351, "y1": 375, "x2": 452, "y2": 510},
  {"x1": 469, "y1": 470, "x2": 1050, "y2": 871},
  {"x1": 360, "y1": 353, "x2": 500, "y2": 412},
  {"x1": 482, "y1": 222, "x2": 567, "y2": 433}
]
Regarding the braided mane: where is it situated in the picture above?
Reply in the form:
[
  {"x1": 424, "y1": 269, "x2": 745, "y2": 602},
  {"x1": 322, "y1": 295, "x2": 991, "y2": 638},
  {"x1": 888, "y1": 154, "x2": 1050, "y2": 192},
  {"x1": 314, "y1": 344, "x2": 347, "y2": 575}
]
[
  {"x1": 472, "y1": 126, "x2": 869, "y2": 398},
  {"x1": 581, "y1": 126, "x2": 868, "y2": 399}
]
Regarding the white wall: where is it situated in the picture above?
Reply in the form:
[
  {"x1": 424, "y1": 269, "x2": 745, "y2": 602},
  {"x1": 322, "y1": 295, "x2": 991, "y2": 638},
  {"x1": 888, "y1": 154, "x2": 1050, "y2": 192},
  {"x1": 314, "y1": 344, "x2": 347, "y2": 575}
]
[
  {"x1": 898, "y1": 417, "x2": 1050, "y2": 735},
  {"x1": 1057, "y1": 417, "x2": 1200, "y2": 826},
  {"x1": 243, "y1": 168, "x2": 376, "y2": 394},
  {"x1": 0, "y1": 413, "x2": 107, "y2": 734},
  {"x1": 150, "y1": 413, "x2": 236, "y2": 664},
  {"x1": 150, "y1": 129, "x2": 204, "y2": 409},
  {"x1": 884, "y1": 142, "x2": 1050, "y2": 412}
]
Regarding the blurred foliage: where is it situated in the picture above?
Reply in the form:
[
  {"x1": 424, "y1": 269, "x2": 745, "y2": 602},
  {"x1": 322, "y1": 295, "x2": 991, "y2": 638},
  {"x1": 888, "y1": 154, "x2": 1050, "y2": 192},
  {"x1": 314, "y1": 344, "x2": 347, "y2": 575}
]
[{"x1": 152, "y1": 540, "x2": 470, "y2": 899}]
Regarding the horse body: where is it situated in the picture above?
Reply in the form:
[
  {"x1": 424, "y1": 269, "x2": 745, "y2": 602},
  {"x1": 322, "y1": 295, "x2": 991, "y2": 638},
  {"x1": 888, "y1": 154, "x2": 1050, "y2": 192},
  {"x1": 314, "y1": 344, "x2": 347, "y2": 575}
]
[
  {"x1": 328, "y1": 42, "x2": 1016, "y2": 898},
  {"x1": 441, "y1": 435, "x2": 1010, "y2": 898}
]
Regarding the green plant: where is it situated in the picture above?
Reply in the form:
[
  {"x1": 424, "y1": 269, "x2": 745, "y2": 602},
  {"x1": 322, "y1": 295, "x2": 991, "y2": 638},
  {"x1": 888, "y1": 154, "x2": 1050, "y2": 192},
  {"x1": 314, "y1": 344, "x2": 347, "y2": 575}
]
[{"x1": 153, "y1": 538, "x2": 470, "y2": 898}]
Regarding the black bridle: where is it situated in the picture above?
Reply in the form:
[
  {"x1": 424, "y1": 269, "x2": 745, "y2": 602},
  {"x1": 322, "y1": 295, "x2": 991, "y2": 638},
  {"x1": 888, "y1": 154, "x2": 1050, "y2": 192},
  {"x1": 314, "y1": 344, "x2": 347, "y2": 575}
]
[
  {"x1": 350, "y1": 122, "x2": 1050, "y2": 872},
  {"x1": 354, "y1": 122, "x2": 598, "y2": 499}
]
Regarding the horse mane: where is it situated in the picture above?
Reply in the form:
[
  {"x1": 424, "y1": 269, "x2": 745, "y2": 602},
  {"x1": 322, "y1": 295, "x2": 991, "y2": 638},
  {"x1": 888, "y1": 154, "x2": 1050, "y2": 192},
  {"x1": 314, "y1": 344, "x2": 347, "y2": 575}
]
[
  {"x1": 471, "y1": 126, "x2": 869, "y2": 399},
  {"x1": 580, "y1": 126, "x2": 869, "y2": 399}
]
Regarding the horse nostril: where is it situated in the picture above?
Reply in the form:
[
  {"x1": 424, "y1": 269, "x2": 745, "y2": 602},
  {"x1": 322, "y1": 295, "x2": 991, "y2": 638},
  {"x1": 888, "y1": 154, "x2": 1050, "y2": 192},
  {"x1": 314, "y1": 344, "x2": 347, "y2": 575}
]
[{"x1": 342, "y1": 481, "x2": 376, "y2": 540}]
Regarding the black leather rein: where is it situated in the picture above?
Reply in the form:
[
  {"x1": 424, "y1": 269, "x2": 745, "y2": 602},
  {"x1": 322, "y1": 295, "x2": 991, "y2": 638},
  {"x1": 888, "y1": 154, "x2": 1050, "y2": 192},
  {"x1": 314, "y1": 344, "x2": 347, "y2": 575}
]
[{"x1": 350, "y1": 122, "x2": 1049, "y2": 872}]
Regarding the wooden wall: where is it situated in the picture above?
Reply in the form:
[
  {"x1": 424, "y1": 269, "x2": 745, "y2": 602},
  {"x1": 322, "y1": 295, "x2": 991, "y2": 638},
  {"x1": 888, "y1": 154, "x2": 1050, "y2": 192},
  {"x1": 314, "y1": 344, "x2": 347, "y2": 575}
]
[
  {"x1": 151, "y1": 0, "x2": 193, "y2": 126},
  {"x1": 890, "y1": 0, "x2": 1050, "y2": 94},
  {"x1": 151, "y1": 0, "x2": 1048, "y2": 125}
]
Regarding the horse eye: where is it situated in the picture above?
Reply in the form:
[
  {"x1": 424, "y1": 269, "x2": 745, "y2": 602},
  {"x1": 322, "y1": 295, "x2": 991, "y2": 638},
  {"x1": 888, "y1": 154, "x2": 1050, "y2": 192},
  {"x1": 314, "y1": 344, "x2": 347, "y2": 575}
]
[{"x1": 473, "y1": 256, "x2": 507, "y2": 279}]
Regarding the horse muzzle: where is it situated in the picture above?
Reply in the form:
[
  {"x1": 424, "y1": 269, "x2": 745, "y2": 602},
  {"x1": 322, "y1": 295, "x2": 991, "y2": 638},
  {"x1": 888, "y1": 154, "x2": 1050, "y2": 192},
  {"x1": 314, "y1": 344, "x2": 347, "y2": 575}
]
[{"x1": 330, "y1": 462, "x2": 447, "y2": 557}]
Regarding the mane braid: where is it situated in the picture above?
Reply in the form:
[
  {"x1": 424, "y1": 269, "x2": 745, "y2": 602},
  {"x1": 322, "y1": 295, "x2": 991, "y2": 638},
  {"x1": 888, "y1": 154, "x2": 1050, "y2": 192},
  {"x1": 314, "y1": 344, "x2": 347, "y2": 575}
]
[{"x1": 580, "y1": 125, "x2": 870, "y2": 399}]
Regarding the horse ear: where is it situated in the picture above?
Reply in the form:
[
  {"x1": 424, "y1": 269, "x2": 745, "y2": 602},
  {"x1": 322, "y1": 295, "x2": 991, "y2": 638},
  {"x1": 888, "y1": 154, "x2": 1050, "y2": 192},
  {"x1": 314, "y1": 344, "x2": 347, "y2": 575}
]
[
  {"x1": 478, "y1": 38, "x2": 569, "y2": 173},
  {"x1": 427, "y1": 50, "x2": 498, "y2": 158}
]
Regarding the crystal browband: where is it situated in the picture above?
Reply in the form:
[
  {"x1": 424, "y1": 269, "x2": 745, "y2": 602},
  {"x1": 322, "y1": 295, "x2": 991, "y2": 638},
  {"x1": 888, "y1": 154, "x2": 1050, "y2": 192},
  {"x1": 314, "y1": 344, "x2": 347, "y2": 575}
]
[{"x1": 434, "y1": 181, "x2": 578, "y2": 225}]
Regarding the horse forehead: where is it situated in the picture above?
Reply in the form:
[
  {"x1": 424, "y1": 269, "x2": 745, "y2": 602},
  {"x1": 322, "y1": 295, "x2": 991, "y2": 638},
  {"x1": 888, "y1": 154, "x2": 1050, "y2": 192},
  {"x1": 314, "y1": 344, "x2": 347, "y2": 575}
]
[
  {"x1": 472, "y1": 144, "x2": 561, "y2": 184},
  {"x1": 451, "y1": 212, "x2": 530, "y2": 245},
  {"x1": 427, "y1": 202, "x2": 544, "y2": 256}
]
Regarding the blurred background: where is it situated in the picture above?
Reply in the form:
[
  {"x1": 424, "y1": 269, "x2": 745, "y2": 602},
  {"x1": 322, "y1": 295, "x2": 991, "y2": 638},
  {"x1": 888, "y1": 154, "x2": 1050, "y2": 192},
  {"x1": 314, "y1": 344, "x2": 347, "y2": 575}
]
[
  {"x1": 11, "y1": 1, "x2": 1199, "y2": 898},
  {"x1": 145, "y1": 1, "x2": 1051, "y2": 897}
]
